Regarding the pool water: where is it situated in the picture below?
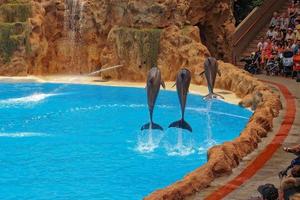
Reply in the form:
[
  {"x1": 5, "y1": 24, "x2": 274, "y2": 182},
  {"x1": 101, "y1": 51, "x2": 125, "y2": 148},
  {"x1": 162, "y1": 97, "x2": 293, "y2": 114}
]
[{"x1": 0, "y1": 83, "x2": 252, "y2": 200}]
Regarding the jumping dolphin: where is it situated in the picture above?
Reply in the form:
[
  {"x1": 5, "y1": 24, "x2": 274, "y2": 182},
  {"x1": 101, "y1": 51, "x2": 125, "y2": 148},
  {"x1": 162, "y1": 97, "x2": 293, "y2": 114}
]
[
  {"x1": 168, "y1": 68, "x2": 192, "y2": 132},
  {"x1": 141, "y1": 67, "x2": 165, "y2": 131},
  {"x1": 199, "y1": 57, "x2": 224, "y2": 100}
]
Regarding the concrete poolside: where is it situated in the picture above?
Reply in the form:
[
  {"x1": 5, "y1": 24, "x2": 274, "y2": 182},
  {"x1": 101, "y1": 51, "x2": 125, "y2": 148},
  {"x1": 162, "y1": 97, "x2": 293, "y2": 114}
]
[
  {"x1": 189, "y1": 75, "x2": 300, "y2": 199},
  {"x1": 0, "y1": 75, "x2": 242, "y2": 105}
]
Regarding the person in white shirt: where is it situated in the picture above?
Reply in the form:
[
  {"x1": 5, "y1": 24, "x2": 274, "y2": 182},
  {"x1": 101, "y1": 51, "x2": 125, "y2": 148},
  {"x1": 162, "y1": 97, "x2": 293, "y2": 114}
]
[
  {"x1": 266, "y1": 26, "x2": 275, "y2": 39},
  {"x1": 257, "y1": 37, "x2": 264, "y2": 52},
  {"x1": 269, "y1": 12, "x2": 279, "y2": 27},
  {"x1": 280, "y1": 12, "x2": 290, "y2": 31}
]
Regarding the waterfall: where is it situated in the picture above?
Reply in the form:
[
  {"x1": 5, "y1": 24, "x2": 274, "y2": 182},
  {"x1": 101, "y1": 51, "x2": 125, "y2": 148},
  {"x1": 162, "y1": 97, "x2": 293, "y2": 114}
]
[{"x1": 64, "y1": 0, "x2": 85, "y2": 73}]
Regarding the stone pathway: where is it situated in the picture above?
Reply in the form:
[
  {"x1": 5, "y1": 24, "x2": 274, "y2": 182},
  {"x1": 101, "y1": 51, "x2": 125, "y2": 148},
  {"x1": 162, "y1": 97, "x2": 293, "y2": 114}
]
[{"x1": 189, "y1": 75, "x2": 300, "y2": 200}]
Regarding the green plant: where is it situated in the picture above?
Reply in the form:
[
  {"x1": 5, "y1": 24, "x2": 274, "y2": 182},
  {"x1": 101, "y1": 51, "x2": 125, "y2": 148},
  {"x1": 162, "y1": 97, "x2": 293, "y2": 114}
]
[
  {"x1": 0, "y1": 22, "x2": 30, "y2": 63},
  {"x1": 114, "y1": 27, "x2": 162, "y2": 72},
  {"x1": 0, "y1": 3, "x2": 32, "y2": 23}
]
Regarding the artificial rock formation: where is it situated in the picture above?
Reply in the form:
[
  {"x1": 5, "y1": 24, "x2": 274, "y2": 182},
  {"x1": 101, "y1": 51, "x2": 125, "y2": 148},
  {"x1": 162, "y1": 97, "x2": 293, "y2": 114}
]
[{"x1": 0, "y1": 0, "x2": 235, "y2": 77}]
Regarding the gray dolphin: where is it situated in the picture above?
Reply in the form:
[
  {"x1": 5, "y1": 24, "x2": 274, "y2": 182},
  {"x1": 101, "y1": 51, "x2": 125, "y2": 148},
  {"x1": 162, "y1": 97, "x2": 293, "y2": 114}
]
[
  {"x1": 141, "y1": 67, "x2": 165, "y2": 131},
  {"x1": 169, "y1": 68, "x2": 192, "y2": 132},
  {"x1": 199, "y1": 57, "x2": 224, "y2": 100}
]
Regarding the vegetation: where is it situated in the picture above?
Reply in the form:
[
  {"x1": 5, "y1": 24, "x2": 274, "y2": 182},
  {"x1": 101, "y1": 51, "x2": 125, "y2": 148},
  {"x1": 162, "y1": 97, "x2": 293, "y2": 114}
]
[
  {"x1": 0, "y1": 0, "x2": 31, "y2": 63},
  {"x1": 0, "y1": 3, "x2": 32, "y2": 22},
  {"x1": 0, "y1": 22, "x2": 30, "y2": 63},
  {"x1": 234, "y1": 0, "x2": 264, "y2": 25},
  {"x1": 114, "y1": 27, "x2": 161, "y2": 72}
]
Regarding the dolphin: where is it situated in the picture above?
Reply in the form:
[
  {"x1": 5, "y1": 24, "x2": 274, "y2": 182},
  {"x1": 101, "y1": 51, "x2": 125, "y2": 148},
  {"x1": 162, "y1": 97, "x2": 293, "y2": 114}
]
[
  {"x1": 199, "y1": 57, "x2": 224, "y2": 100},
  {"x1": 168, "y1": 68, "x2": 192, "y2": 132},
  {"x1": 141, "y1": 67, "x2": 165, "y2": 131}
]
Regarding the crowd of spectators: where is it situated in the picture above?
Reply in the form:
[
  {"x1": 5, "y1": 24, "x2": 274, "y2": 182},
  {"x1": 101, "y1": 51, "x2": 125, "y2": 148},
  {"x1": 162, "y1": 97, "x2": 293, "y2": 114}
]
[{"x1": 251, "y1": 0, "x2": 300, "y2": 78}]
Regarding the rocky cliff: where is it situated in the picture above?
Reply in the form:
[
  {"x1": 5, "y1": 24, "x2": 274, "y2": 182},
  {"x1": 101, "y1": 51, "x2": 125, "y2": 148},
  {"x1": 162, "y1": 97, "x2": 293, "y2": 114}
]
[{"x1": 0, "y1": 0, "x2": 235, "y2": 78}]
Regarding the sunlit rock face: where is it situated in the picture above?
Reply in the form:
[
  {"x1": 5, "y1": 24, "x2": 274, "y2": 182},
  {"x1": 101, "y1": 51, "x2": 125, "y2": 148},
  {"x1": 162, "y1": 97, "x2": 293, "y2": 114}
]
[{"x1": 0, "y1": 0, "x2": 235, "y2": 79}]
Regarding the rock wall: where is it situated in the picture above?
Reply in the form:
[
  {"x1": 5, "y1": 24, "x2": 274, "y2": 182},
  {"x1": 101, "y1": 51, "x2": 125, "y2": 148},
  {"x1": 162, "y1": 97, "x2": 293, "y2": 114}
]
[{"x1": 0, "y1": 0, "x2": 235, "y2": 76}]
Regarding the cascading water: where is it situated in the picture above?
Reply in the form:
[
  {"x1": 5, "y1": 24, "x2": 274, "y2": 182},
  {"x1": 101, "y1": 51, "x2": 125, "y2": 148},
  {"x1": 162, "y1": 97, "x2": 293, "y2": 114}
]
[{"x1": 64, "y1": 0, "x2": 85, "y2": 73}]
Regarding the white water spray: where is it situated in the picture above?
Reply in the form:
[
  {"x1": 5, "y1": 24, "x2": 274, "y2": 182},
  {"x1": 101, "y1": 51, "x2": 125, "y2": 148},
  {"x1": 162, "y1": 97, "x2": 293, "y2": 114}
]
[
  {"x1": 166, "y1": 129, "x2": 195, "y2": 156},
  {"x1": 205, "y1": 101, "x2": 217, "y2": 147},
  {"x1": 136, "y1": 129, "x2": 163, "y2": 153}
]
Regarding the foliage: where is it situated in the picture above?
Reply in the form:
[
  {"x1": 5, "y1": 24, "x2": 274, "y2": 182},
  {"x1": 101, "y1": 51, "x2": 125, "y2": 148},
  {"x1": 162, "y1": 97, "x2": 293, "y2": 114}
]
[
  {"x1": 0, "y1": 0, "x2": 31, "y2": 63},
  {"x1": 0, "y1": 22, "x2": 30, "y2": 63},
  {"x1": 114, "y1": 27, "x2": 162, "y2": 72},
  {"x1": 0, "y1": 3, "x2": 32, "y2": 23}
]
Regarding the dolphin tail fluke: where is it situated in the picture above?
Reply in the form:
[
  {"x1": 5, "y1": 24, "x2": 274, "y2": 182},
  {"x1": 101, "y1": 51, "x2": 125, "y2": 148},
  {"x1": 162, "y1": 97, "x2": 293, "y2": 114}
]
[
  {"x1": 203, "y1": 93, "x2": 224, "y2": 100},
  {"x1": 141, "y1": 122, "x2": 164, "y2": 131},
  {"x1": 168, "y1": 119, "x2": 192, "y2": 132}
]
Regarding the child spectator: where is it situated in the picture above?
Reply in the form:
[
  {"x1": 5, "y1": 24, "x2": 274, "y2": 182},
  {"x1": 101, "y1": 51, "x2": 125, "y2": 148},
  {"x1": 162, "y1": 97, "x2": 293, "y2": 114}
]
[
  {"x1": 257, "y1": 37, "x2": 264, "y2": 52},
  {"x1": 266, "y1": 26, "x2": 275, "y2": 39}
]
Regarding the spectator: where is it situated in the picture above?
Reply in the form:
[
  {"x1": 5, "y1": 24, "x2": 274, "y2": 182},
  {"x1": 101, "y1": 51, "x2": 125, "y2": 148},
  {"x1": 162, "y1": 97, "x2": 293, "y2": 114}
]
[
  {"x1": 262, "y1": 38, "x2": 273, "y2": 64},
  {"x1": 294, "y1": 25, "x2": 300, "y2": 41},
  {"x1": 257, "y1": 37, "x2": 264, "y2": 52},
  {"x1": 266, "y1": 26, "x2": 276, "y2": 39},
  {"x1": 285, "y1": 28, "x2": 295, "y2": 42},
  {"x1": 280, "y1": 12, "x2": 290, "y2": 33},
  {"x1": 257, "y1": 184, "x2": 279, "y2": 200},
  {"x1": 288, "y1": 3, "x2": 297, "y2": 20},
  {"x1": 273, "y1": 26, "x2": 283, "y2": 42},
  {"x1": 270, "y1": 12, "x2": 279, "y2": 27},
  {"x1": 286, "y1": 39, "x2": 294, "y2": 51},
  {"x1": 291, "y1": 40, "x2": 299, "y2": 54}
]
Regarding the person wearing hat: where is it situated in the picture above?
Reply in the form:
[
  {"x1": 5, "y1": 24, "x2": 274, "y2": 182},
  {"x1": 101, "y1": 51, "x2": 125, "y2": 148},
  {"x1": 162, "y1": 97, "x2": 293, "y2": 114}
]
[
  {"x1": 257, "y1": 184, "x2": 279, "y2": 200},
  {"x1": 294, "y1": 25, "x2": 300, "y2": 42},
  {"x1": 286, "y1": 28, "x2": 295, "y2": 42}
]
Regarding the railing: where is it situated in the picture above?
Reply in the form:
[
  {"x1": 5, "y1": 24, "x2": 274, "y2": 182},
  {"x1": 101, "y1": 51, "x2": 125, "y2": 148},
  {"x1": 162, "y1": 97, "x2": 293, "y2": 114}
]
[{"x1": 231, "y1": 0, "x2": 287, "y2": 65}]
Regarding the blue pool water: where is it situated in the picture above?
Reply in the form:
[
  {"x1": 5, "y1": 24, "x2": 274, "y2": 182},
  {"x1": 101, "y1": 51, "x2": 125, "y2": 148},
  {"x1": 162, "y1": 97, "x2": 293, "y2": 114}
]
[{"x1": 0, "y1": 82, "x2": 252, "y2": 200}]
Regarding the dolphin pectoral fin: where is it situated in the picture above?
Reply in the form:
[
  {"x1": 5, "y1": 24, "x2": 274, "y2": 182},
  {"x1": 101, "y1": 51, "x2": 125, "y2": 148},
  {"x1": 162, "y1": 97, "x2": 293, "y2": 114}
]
[
  {"x1": 161, "y1": 80, "x2": 166, "y2": 89},
  {"x1": 141, "y1": 122, "x2": 164, "y2": 131},
  {"x1": 213, "y1": 93, "x2": 224, "y2": 99},
  {"x1": 197, "y1": 71, "x2": 205, "y2": 76},
  {"x1": 203, "y1": 93, "x2": 224, "y2": 100},
  {"x1": 217, "y1": 70, "x2": 221, "y2": 76},
  {"x1": 168, "y1": 119, "x2": 192, "y2": 132}
]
